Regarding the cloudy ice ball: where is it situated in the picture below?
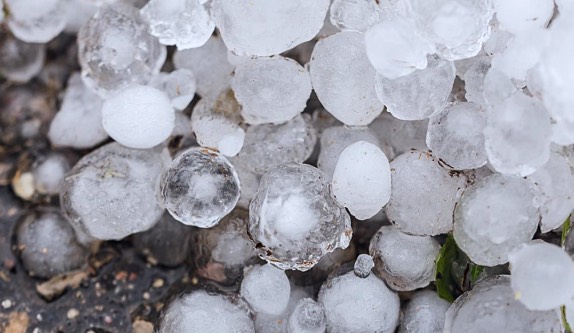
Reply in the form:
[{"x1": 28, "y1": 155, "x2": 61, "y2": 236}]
[
  {"x1": 102, "y1": 85, "x2": 175, "y2": 149},
  {"x1": 400, "y1": 290, "x2": 450, "y2": 333},
  {"x1": 493, "y1": 0, "x2": 554, "y2": 35},
  {"x1": 288, "y1": 298, "x2": 326, "y2": 333},
  {"x1": 240, "y1": 264, "x2": 291, "y2": 316}
]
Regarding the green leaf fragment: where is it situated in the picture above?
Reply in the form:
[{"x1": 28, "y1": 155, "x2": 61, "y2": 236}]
[{"x1": 435, "y1": 234, "x2": 457, "y2": 302}]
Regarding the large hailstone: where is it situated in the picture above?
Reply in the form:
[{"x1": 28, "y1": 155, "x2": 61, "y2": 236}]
[
  {"x1": 78, "y1": 3, "x2": 166, "y2": 98},
  {"x1": 211, "y1": 0, "x2": 330, "y2": 56},
  {"x1": 318, "y1": 271, "x2": 400, "y2": 333},
  {"x1": 453, "y1": 174, "x2": 539, "y2": 266},
  {"x1": 509, "y1": 242, "x2": 574, "y2": 311},
  {"x1": 231, "y1": 56, "x2": 312, "y2": 125},
  {"x1": 400, "y1": 290, "x2": 450, "y2": 333},
  {"x1": 61, "y1": 143, "x2": 168, "y2": 240},
  {"x1": 248, "y1": 163, "x2": 352, "y2": 271},
  {"x1": 375, "y1": 56, "x2": 455, "y2": 121},
  {"x1": 444, "y1": 275, "x2": 563, "y2": 333},
  {"x1": 0, "y1": 31, "x2": 45, "y2": 83},
  {"x1": 240, "y1": 264, "x2": 291, "y2": 316},
  {"x1": 385, "y1": 150, "x2": 467, "y2": 236},
  {"x1": 332, "y1": 141, "x2": 391, "y2": 220},
  {"x1": 493, "y1": 0, "x2": 554, "y2": 35},
  {"x1": 310, "y1": 31, "x2": 384, "y2": 126},
  {"x1": 101, "y1": 85, "x2": 175, "y2": 149},
  {"x1": 426, "y1": 102, "x2": 487, "y2": 170},
  {"x1": 158, "y1": 147, "x2": 240, "y2": 228},
  {"x1": 369, "y1": 225, "x2": 440, "y2": 291},
  {"x1": 4, "y1": 0, "x2": 67, "y2": 43}
]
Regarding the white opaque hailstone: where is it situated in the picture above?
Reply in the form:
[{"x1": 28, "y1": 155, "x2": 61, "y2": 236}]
[
  {"x1": 329, "y1": 0, "x2": 383, "y2": 32},
  {"x1": 493, "y1": 0, "x2": 554, "y2": 35},
  {"x1": 453, "y1": 174, "x2": 539, "y2": 266},
  {"x1": 527, "y1": 152, "x2": 574, "y2": 233},
  {"x1": 369, "y1": 112, "x2": 428, "y2": 155},
  {"x1": 369, "y1": 225, "x2": 440, "y2": 291},
  {"x1": 211, "y1": 0, "x2": 330, "y2": 56},
  {"x1": 232, "y1": 56, "x2": 312, "y2": 125},
  {"x1": 444, "y1": 275, "x2": 563, "y2": 333},
  {"x1": 4, "y1": 0, "x2": 67, "y2": 43},
  {"x1": 400, "y1": 290, "x2": 450, "y2": 333},
  {"x1": 159, "y1": 290, "x2": 255, "y2": 333},
  {"x1": 385, "y1": 150, "x2": 467, "y2": 236},
  {"x1": 0, "y1": 32, "x2": 45, "y2": 83},
  {"x1": 150, "y1": 69, "x2": 196, "y2": 111},
  {"x1": 426, "y1": 102, "x2": 488, "y2": 170},
  {"x1": 49, "y1": 73, "x2": 108, "y2": 149},
  {"x1": 406, "y1": 0, "x2": 494, "y2": 60},
  {"x1": 255, "y1": 286, "x2": 312, "y2": 333},
  {"x1": 288, "y1": 298, "x2": 326, "y2": 333},
  {"x1": 32, "y1": 153, "x2": 70, "y2": 195},
  {"x1": 310, "y1": 31, "x2": 384, "y2": 126},
  {"x1": 365, "y1": 17, "x2": 435, "y2": 79},
  {"x1": 484, "y1": 92, "x2": 551, "y2": 177},
  {"x1": 332, "y1": 141, "x2": 391, "y2": 220},
  {"x1": 318, "y1": 271, "x2": 400, "y2": 333},
  {"x1": 240, "y1": 264, "x2": 291, "y2": 316},
  {"x1": 354, "y1": 254, "x2": 374, "y2": 278},
  {"x1": 482, "y1": 68, "x2": 518, "y2": 107},
  {"x1": 102, "y1": 85, "x2": 175, "y2": 149},
  {"x1": 140, "y1": 0, "x2": 214, "y2": 50},
  {"x1": 509, "y1": 242, "x2": 574, "y2": 311},
  {"x1": 375, "y1": 56, "x2": 455, "y2": 121}
]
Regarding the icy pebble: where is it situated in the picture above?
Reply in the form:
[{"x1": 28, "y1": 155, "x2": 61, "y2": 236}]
[
  {"x1": 330, "y1": 0, "x2": 383, "y2": 32},
  {"x1": 150, "y1": 69, "x2": 196, "y2": 111},
  {"x1": 32, "y1": 153, "x2": 70, "y2": 195},
  {"x1": 353, "y1": 254, "x2": 374, "y2": 278},
  {"x1": 288, "y1": 298, "x2": 326, "y2": 333},
  {"x1": 400, "y1": 290, "x2": 450, "y2": 333},
  {"x1": 240, "y1": 264, "x2": 291, "y2": 316}
]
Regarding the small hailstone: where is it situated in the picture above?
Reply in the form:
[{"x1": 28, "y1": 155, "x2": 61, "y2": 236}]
[
  {"x1": 61, "y1": 143, "x2": 168, "y2": 240},
  {"x1": 458, "y1": 55, "x2": 490, "y2": 105},
  {"x1": 369, "y1": 225, "x2": 440, "y2": 291},
  {"x1": 150, "y1": 69, "x2": 196, "y2": 111},
  {"x1": 49, "y1": 73, "x2": 108, "y2": 149},
  {"x1": 231, "y1": 56, "x2": 312, "y2": 125},
  {"x1": 159, "y1": 290, "x2": 254, "y2": 333},
  {"x1": 288, "y1": 298, "x2": 326, "y2": 333},
  {"x1": 353, "y1": 254, "x2": 374, "y2": 278},
  {"x1": 493, "y1": 0, "x2": 554, "y2": 35},
  {"x1": 159, "y1": 147, "x2": 240, "y2": 228},
  {"x1": 16, "y1": 208, "x2": 88, "y2": 278},
  {"x1": 211, "y1": 0, "x2": 330, "y2": 56},
  {"x1": 191, "y1": 90, "x2": 245, "y2": 157},
  {"x1": 236, "y1": 114, "x2": 316, "y2": 175},
  {"x1": 482, "y1": 20, "x2": 514, "y2": 57},
  {"x1": 4, "y1": 0, "x2": 67, "y2": 43},
  {"x1": 310, "y1": 31, "x2": 384, "y2": 126},
  {"x1": 329, "y1": 0, "x2": 383, "y2": 32},
  {"x1": 332, "y1": 141, "x2": 391, "y2": 220},
  {"x1": 102, "y1": 85, "x2": 175, "y2": 149},
  {"x1": 369, "y1": 112, "x2": 428, "y2": 155},
  {"x1": 375, "y1": 56, "x2": 455, "y2": 120},
  {"x1": 444, "y1": 275, "x2": 563, "y2": 333},
  {"x1": 78, "y1": 4, "x2": 166, "y2": 98},
  {"x1": 453, "y1": 174, "x2": 539, "y2": 266},
  {"x1": 484, "y1": 92, "x2": 551, "y2": 176},
  {"x1": 482, "y1": 68, "x2": 518, "y2": 107},
  {"x1": 400, "y1": 290, "x2": 450, "y2": 333},
  {"x1": 140, "y1": 0, "x2": 214, "y2": 50},
  {"x1": 509, "y1": 242, "x2": 574, "y2": 311},
  {"x1": 240, "y1": 264, "x2": 291, "y2": 316},
  {"x1": 255, "y1": 286, "x2": 312, "y2": 333},
  {"x1": 365, "y1": 17, "x2": 435, "y2": 79},
  {"x1": 248, "y1": 163, "x2": 352, "y2": 271},
  {"x1": 0, "y1": 31, "x2": 45, "y2": 83},
  {"x1": 426, "y1": 102, "x2": 488, "y2": 170},
  {"x1": 385, "y1": 150, "x2": 467, "y2": 236},
  {"x1": 406, "y1": 0, "x2": 494, "y2": 60},
  {"x1": 173, "y1": 35, "x2": 235, "y2": 98},
  {"x1": 32, "y1": 153, "x2": 70, "y2": 195},
  {"x1": 318, "y1": 271, "x2": 399, "y2": 333}
]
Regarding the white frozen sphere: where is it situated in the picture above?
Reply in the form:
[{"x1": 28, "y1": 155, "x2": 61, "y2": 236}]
[
  {"x1": 102, "y1": 85, "x2": 175, "y2": 149},
  {"x1": 5, "y1": 0, "x2": 67, "y2": 43},
  {"x1": 493, "y1": 0, "x2": 554, "y2": 34},
  {"x1": 453, "y1": 174, "x2": 539, "y2": 266},
  {"x1": 288, "y1": 298, "x2": 326, "y2": 333},
  {"x1": 310, "y1": 31, "x2": 384, "y2": 126},
  {"x1": 385, "y1": 150, "x2": 467, "y2": 236},
  {"x1": 240, "y1": 264, "x2": 291, "y2": 316},
  {"x1": 400, "y1": 290, "x2": 450, "y2": 333},
  {"x1": 255, "y1": 286, "x2": 312, "y2": 333},
  {"x1": 332, "y1": 141, "x2": 391, "y2": 220},
  {"x1": 426, "y1": 102, "x2": 487, "y2": 170},
  {"x1": 353, "y1": 254, "x2": 374, "y2": 278},
  {"x1": 32, "y1": 153, "x2": 70, "y2": 196},
  {"x1": 509, "y1": 242, "x2": 574, "y2": 311},
  {"x1": 211, "y1": 0, "x2": 330, "y2": 56},
  {"x1": 232, "y1": 56, "x2": 312, "y2": 125},
  {"x1": 150, "y1": 69, "x2": 197, "y2": 111},
  {"x1": 330, "y1": 0, "x2": 383, "y2": 32},
  {"x1": 369, "y1": 225, "x2": 440, "y2": 291}
]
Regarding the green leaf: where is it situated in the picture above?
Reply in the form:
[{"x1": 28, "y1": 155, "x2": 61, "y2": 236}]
[
  {"x1": 435, "y1": 234, "x2": 457, "y2": 302},
  {"x1": 562, "y1": 216, "x2": 572, "y2": 333},
  {"x1": 562, "y1": 305, "x2": 572, "y2": 333},
  {"x1": 469, "y1": 264, "x2": 484, "y2": 285}
]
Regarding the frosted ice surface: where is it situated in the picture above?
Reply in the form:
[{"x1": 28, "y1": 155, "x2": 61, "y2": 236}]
[
  {"x1": 249, "y1": 163, "x2": 352, "y2": 271},
  {"x1": 228, "y1": 157, "x2": 260, "y2": 210},
  {"x1": 482, "y1": 68, "x2": 518, "y2": 107},
  {"x1": 240, "y1": 264, "x2": 291, "y2": 316},
  {"x1": 150, "y1": 69, "x2": 197, "y2": 111},
  {"x1": 101, "y1": 85, "x2": 175, "y2": 149},
  {"x1": 61, "y1": 143, "x2": 168, "y2": 240},
  {"x1": 64, "y1": 0, "x2": 98, "y2": 33},
  {"x1": 353, "y1": 254, "x2": 374, "y2": 278},
  {"x1": 385, "y1": 150, "x2": 467, "y2": 235},
  {"x1": 332, "y1": 141, "x2": 391, "y2": 220},
  {"x1": 255, "y1": 286, "x2": 312, "y2": 333},
  {"x1": 369, "y1": 112, "x2": 428, "y2": 155},
  {"x1": 493, "y1": 0, "x2": 554, "y2": 34},
  {"x1": 288, "y1": 298, "x2": 326, "y2": 333},
  {"x1": 369, "y1": 225, "x2": 440, "y2": 291},
  {"x1": 330, "y1": 0, "x2": 383, "y2": 32},
  {"x1": 211, "y1": 0, "x2": 330, "y2": 56},
  {"x1": 232, "y1": 56, "x2": 312, "y2": 125},
  {"x1": 0, "y1": 31, "x2": 45, "y2": 83},
  {"x1": 159, "y1": 147, "x2": 240, "y2": 228},
  {"x1": 32, "y1": 153, "x2": 70, "y2": 195},
  {"x1": 399, "y1": 290, "x2": 450, "y2": 333},
  {"x1": 458, "y1": 55, "x2": 490, "y2": 105},
  {"x1": 310, "y1": 31, "x2": 384, "y2": 126},
  {"x1": 453, "y1": 174, "x2": 539, "y2": 266},
  {"x1": 4, "y1": 0, "x2": 67, "y2": 43}
]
